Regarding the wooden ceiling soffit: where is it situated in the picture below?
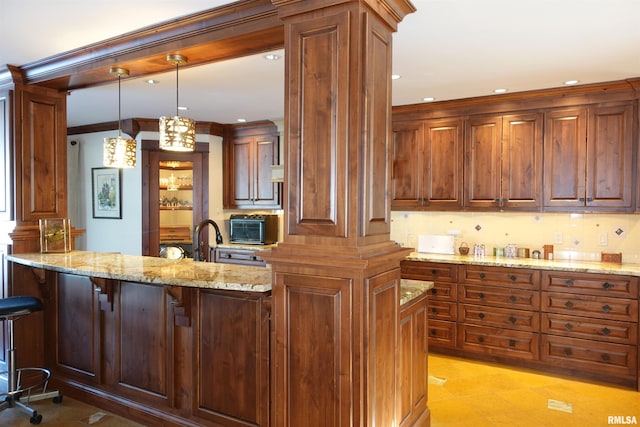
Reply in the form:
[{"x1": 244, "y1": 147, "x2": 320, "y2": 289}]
[
  {"x1": 16, "y1": 0, "x2": 283, "y2": 91},
  {"x1": 67, "y1": 118, "x2": 225, "y2": 139}
]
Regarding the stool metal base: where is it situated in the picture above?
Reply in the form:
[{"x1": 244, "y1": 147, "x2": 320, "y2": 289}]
[{"x1": 0, "y1": 367, "x2": 63, "y2": 424}]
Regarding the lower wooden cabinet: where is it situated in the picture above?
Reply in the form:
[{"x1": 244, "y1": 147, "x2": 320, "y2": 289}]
[
  {"x1": 401, "y1": 260, "x2": 640, "y2": 390},
  {"x1": 46, "y1": 272, "x2": 272, "y2": 427},
  {"x1": 213, "y1": 246, "x2": 267, "y2": 267},
  {"x1": 398, "y1": 292, "x2": 429, "y2": 427}
]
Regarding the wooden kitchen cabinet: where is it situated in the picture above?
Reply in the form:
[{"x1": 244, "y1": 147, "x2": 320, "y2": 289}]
[
  {"x1": 543, "y1": 103, "x2": 634, "y2": 211},
  {"x1": 401, "y1": 260, "x2": 458, "y2": 348},
  {"x1": 223, "y1": 121, "x2": 281, "y2": 209},
  {"x1": 464, "y1": 113, "x2": 542, "y2": 210},
  {"x1": 457, "y1": 265, "x2": 540, "y2": 360},
  {"x1": 540, "y1": 270, "x2": 638, "y2": 387},
  {"x1": 214, "y1": 246, "x2": 267, "y2": 267},
  {"x1": 398, "y1": 291, "x2": 428, "y2": 427},
  {"x1": 391, "y1": 118, "x2": 463, "y2": 210}
]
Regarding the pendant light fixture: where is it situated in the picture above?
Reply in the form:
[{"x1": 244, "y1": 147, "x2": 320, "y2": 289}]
[
  {"x1": 103, "y1": 67, "x2": 137, "y2": 168},
  {"x1": 159, "y1": 54, "x2": 195, "y2": 152}
]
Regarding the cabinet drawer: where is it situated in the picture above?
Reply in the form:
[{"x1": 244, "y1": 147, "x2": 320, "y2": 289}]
[
  {"x1": 458, "y1": 324, "x2": 538, "y2": 360},
  {"x1": 459, "y1": 284, "x2": 539, "y2": 310},
  {"x1": 427, "y1": 320, "x2": 457, "y2": 348},
  {"x1": 541, "y1": 271, "x2": 638, "y2": 298},
  {"x1": 401, "y1": 261, "x2": 457, "y2": 282},
  {"x1": 541, "y1": 313, "x2": 637, "y2": 345},
  {"x1": 427, "y1": 282, "x2": 457, "y2": 302},
  {"x1": 460, "y1": 265, "x2": 539, "y2": 290},
  {"x1": 542, "y1": 292, "x2": 638, "y2": 322},
  {"x1": 460, "y1": 304, "x2": 539, "y2": 332},
  {"x1": 214, "y1": 248, "x2": 266, "y2": 267},
  {"x1": 541, "y1": 335, "x2": 637, "y2": 377},
  {"x1": 427, "y1": 300, "x2": 457, "y2": 321}
]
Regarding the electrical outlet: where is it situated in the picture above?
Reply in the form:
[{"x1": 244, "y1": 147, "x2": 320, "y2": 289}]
[
  {"x1": 599, "y1": 233, "x2": 608, "y2": 246},
  {"x1": 553, "y1": 232, "x2": 563, "y2": 244}
]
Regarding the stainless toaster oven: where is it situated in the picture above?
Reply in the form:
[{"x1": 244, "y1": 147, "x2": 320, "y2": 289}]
[{"x1": 229, "y1": 214, "x2": 278, "y2": 245}]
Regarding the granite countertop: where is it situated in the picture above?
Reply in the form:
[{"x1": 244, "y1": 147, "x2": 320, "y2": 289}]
[
  {"x1": 7, "y1": 251, "x2": 272, "y2": 292},
  {"x1": 405, "y1": 252, "x2": 640, "y2": 276},
  {"x1": 400, "y1": 279, "x2": 434, "y2": 306}
]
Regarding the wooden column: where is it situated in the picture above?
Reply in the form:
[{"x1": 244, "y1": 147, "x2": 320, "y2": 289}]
[{"x1": 263, "y1": 1, "x2": 420, "y2": 426}]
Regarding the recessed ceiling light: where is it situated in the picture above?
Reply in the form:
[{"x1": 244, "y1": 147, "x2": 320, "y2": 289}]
[
  {"x1": 264, "y1": 54, "x2": 280, "y2": 60},
  {"x1": 391, "y1": 74, "x2": 401, "y2": 80},
  {"x1": 493, "y1": 88, "x2": 508, "y2": 94},
  {"x1": 237, "y1": 118, "x2": 247, "y2": 123},
  {"x1": 422, "y1": 97, "x2": 435, "y2": 102},
  {"x1": 564, "y1": 79, "x2": 579, "y2": 85},
  {"x1": 146, "y1": 79, "x2": 158, "y2": 84}
]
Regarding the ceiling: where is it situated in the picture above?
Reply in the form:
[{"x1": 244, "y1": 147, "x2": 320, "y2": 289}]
[{"x1": 2, "y1": 0, "x2": 639, "y2": 127}]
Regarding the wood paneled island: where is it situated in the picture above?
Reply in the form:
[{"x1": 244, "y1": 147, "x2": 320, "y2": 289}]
[{"x1": 7, "y1": 251, "x2": 431, "y2": 427}]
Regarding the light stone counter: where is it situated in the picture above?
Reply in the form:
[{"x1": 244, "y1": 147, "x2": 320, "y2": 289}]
[
  {"x1": 400, "y1": 279, "x2": 433, "y2": 306},
  {"x1": 405, "y1": 252, "x2": 640, "y2": 276},
  {"x1": 7, "y1": 251, "x2": 272, "y2": 292}
]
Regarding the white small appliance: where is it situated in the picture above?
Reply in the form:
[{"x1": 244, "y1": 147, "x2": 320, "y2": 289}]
[{"x1": 417, "y1": 234, "x2": 455, "y2": 255}]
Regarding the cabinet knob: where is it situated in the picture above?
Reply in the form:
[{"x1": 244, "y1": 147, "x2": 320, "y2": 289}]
[
  {"x1": 601, "y1": 353, "x2": 611, "y2": 362},
  {"x1": 509, "y1": 295, "x2": 517, "y2": 303},
  {"x1": 564, "y1": 348, "x2": 573, "y2": 356},
  {"x1": 479, "y1": 273, "x2": 486, "y2": 279},
  {"x1": 478, "y1": 313, "x2": 485, "y2": 320},
  {"x1": 602, "y1": 282, "x2": 612, "y2": 290},
  {"x1": 430, "y1": 329, "x2": 437, "y2": 336},
  {"x1": 602, "y1": 304, "x2": 611, "y2": 313},
  {"x1": 601, "y1": 327, "x2": 611, "y2": 336},
  {"x1": 431, "y1": 269, "x2": 437, "y2": 275},
  {"x1": 565, "y1": 300, "x2": 574, "y2": 309},
  {"x1": 565, "y1": 279, "x2": 574, "y2": 287},
  {"x1": 509, "y1": 275, "x2": 517, "y2": 282},
  {"x1": 430, "y1": 307, "x2": 438, "y2": 314},
  {"x1": 508, "y1": 339, "x2": 516, "y2": 348},
  {"x1": 430, "y1": 288, "x2": 438, "y2": 295},
  {"x1": 508, "y1": 316, "x2": 516, "y2": 324},
  {"x1": 565, "y1": 323, "x2": 573, "y2": 331},
  {"x1": 478, "y1": 336, "x2": 485, "y2": 343},
  {"x1": 478, "y1": 293, "x2": 485, "y2": 299}
]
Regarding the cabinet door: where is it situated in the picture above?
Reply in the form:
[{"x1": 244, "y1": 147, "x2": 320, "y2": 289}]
[
  {"x1": 252, "y1": 136, "x2": 280, "y2": 207},
  {"x1": 586, "y1": 103, "x2": 633, "y2": 209},
  {"x1": 230, "y1": 136, "x2": 254, "y2": 207},
  {"x1": 543, "y1": 108, "x2": 588, "y2": 208},
  {"x1": 501, "y1": 113, "x2": 542, "y2": 210},
  {"x1": 391, "y1": 121, "x2": 423, "y2": 209},
  {"x1": 464, "y1": 115, "x2": 502, "y2": 208},
  {"x1": 423, "y1": 119, "x2": 464, "y2": 209}
]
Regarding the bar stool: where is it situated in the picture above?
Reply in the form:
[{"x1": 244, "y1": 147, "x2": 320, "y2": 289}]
[{"x1": 0, "y1": 296, "x2": 62, "y2": 424}]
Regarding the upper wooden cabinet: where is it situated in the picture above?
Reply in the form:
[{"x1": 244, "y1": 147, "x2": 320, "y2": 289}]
[
  {"x1": 391, "y1": 118, "x2": 464, "y2": 210},
  {"x1": 223, "y1": 121, "x2": 281, "y2": 210},
  {"x1": 465, "y1": 113, "x2": 543, "y2": 210},
  {"x1": 543, "y1": 103, "x2": 634, "y2": 211}
]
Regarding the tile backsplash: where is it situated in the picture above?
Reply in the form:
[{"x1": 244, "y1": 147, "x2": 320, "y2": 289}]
[{"x1": 390, "y1": 211, "x2": 640, "y2": 264}]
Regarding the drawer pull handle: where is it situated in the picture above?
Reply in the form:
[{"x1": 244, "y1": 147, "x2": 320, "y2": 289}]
[
  {"x1": 431, "y1": 269, "x2": 437, "y2": 275},
  {"x1": 478, "y1": 313, "x2": 485, "y2": 320},
  {"x1": 478, "y1": 293, "x2": 485, "y2": 299},
  {"x1": 602, "y1": 305, "x2": 611, "y2": 313},
  {"x1": 602, "y1": 282, "x2": 612, "y2": 290},
  {"x1": 478, "y1": 336, "x2": 485, "y2": 343},
  {"x1": 601, "y1": 353, "x2": 611, "y2": 362},
  {"x1": 601, "y1": 327, "x2": 611, "y2": 336},
  {"x1": 509, "y1": 295, "x2": 517, "y2": 303},
  {"x1": 509, "y1": 275, "x2": 516, "y2": 282},
  {"x1": 565, "y1": 279, "x2": 574, "y2": 287},
  {"x1": 508, "y1": 316, "x2": 516, "y2": 324},
  {"x1": 565, "y1": 301, "x2": 574, "y2": 309},
  {"x1": 565, "y1": 323, "x2": 573, "y2": 331},
  {"x1": 564, "y1": 348, "x2": 573, "y2": 356},
  {"x1": 479, "y1": 273, "x2": 486, "y2": 279},
  {"x1": 508, "y1": 339, "x2": 516, "y2": 347}
]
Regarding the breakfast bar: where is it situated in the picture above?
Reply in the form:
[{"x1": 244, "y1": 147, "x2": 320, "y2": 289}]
[{"x1": 7, "y1": 251, "x2": 432, "y2": 427}]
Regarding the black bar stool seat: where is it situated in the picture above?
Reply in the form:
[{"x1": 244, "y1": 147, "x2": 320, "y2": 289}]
[
  {"x1": 0, "y1": 296, "x2": 62, "y2": 424},
  {"x1": 0, "y1": 296, "x2": 43, "y2": 319}
]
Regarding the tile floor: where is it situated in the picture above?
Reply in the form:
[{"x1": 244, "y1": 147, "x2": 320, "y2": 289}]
[
  {"x1": 428, "y1": 354, "x2": 640, "y2": 427},
  {"x1": 1, "y1": 354, "x2": 639, "y2": 426}
]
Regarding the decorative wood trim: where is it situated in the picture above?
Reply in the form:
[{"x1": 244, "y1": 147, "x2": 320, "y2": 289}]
[
  {"x1": 68, "y1": 117, "x2": 225, "y2": 138},
  {"x1": 167, "y1": 286, "x2": 192, "y2": 327},
  {"x1": 91, "y1": 277, "x2": 114, "y2": 312}
]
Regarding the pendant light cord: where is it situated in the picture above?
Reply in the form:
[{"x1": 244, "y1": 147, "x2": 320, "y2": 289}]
[
  {"x1": 175, "y1": 61, "x2": 179, "y2": 117},
  {"x1": 117, "y1": 75, "x2": 122, "y2": 136}
]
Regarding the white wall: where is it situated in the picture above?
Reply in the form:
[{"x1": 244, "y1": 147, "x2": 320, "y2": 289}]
[{"x1": 67, "y1": 131, "x2": 223, "y2": 255}]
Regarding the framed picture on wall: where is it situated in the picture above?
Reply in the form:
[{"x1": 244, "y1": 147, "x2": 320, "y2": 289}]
[{"x1": 92, "y1": 167, "x2": 122, "y2": 219}]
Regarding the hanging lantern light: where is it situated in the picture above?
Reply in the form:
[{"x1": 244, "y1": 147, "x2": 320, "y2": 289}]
[
  {"x1": 159, "y1": 54, "x2": 195, "y2": 152},
  {"x1": 103, "y1": 67, "x2": 137, "y2": 168}
]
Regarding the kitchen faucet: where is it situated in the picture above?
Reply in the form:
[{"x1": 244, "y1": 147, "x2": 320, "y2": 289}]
[{"x1": 193, "y1": 219, "x2": 223, "y2": 261}]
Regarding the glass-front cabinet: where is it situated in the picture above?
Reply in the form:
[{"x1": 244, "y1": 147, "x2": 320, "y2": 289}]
[{"x1": 142, "y1": 140, "x2": 208, "y2": 258}]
